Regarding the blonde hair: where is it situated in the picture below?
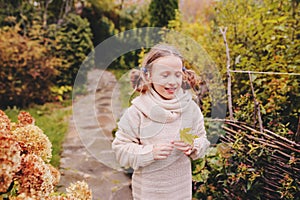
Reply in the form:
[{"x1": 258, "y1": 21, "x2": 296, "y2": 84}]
[{"x1": 130, "y1": 44, "x2": 200, "y2": 93}]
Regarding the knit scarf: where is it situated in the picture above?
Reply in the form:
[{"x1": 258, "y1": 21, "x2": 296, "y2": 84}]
[{"x1": 132, "y1": 87, "x2": 192, "y2": 124}]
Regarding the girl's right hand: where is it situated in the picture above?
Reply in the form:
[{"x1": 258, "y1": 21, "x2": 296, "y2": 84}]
[{"x1": 153, "y1": 143, "x2": 174, "y2": 160}]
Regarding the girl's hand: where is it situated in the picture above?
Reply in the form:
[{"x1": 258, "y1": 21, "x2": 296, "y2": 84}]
[
  {"x1": 153, "y1": 143, "x2": 174, "y2": 160},
  {"x1": 171, "y1": 140, "x2": 194, "y2": 156}
]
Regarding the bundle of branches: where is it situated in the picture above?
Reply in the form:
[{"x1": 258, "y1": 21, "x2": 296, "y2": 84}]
[{"x1": 220, "y1": 121, "x2": 300, "y2": 199}]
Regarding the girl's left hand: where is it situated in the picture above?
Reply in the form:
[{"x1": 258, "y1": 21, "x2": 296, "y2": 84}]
[{"x1": 171, "y1": 140, "x2": 194, "y2": 156}]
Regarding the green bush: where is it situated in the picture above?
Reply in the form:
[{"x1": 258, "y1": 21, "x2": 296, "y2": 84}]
[
  {"x1": 149, "y1": 0, "x2": 178, "y2": 27},
  {"x1": 47, "y1": 13, "x2": 94, "y2": 87}
]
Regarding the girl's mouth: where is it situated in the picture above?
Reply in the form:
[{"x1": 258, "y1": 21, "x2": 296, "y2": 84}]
[{"x1": 165, "y1": 87, "x2": 176, "y2": 94}]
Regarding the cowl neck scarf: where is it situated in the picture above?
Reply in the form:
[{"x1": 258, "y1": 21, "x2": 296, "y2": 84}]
[{"x1": 132, "y1": 87, "x2": 192, "y2": 124}]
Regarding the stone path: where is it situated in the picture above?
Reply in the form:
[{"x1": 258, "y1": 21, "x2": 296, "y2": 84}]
[{"x1": 58, "y1": 69, "x2": 133, "y2": 200}]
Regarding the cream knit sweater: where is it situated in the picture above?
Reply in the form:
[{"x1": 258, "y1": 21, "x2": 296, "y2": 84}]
[{"x1": 112, "y1": 88, "x2": 210, "y2": 200}]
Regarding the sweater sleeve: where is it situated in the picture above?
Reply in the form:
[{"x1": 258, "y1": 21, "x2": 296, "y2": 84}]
[
  {"x1": 112, "y1": 106, "x2": 155, "y2": 170},
  {"x1": 189, "y1": 103, "x2": 210, "y2": 160}
]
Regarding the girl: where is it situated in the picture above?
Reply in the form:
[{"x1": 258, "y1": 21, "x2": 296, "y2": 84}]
[{"x1": 112, "y1": 44, "x2": 210, "y2": 200}]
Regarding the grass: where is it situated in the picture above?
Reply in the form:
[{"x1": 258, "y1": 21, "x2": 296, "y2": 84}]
[{"x1": 4, "y1": 101, "x2": 72, "y2": 168}]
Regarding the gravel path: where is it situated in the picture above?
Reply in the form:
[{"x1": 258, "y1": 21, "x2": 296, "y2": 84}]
[{"x1": 58, "y1": 69, "x2": 132, "y2": 200}]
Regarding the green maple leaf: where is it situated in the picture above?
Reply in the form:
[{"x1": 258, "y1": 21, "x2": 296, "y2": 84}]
[{"x1": 180, "y1": 128, "x2": 198, "y2": 145}]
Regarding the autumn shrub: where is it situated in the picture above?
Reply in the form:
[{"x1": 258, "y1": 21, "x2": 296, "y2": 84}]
[
  {"x1": 192, "y1": 143, "x2": 265, "y2": 199},
  {"x1": 0, "y1": 25, "x2": 61, "y2": 108},
  {"x1": 208, "y1": 0, "x2": 300, "y2": 136},
  {"x1": 0, "y1": 110, "x2": 92, "y2": 199},
  {"x1": 0, "y1": 10, "x2": 94, "y2": 107}
]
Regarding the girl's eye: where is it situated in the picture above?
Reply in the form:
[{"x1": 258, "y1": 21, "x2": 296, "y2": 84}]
[
  {"x1": 176, "y1": 72, "x2": 182, "y2": 78},
  {"x1": 161, "y1": 73, "x2": 168, "y2": 78}
]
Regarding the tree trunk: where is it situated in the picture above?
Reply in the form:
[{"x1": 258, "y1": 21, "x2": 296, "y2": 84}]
[{"x1": 43, "y1": 0, "x2": 51, "y2": 29}]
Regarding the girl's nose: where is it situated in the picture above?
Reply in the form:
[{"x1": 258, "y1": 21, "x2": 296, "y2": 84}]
[
  {"x1": 167, "y1": 75, "x2": 179, "y2": 85},
  {"x1": 167, "y1": 77, "x2": 176, "y2": 84}
]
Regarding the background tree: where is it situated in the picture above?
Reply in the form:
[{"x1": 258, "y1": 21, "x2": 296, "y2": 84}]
[
  {"x1": 149, "y1": 0, "x2": 178, "y2": 27},
  {"x1": 47, "y1": 13, "x2": 94, "y2": 87},
  {"x1": 84, "y1": 0, "x2": 151, "y2": 70},
  {"x1": 80, "y1": 0, "x2": 150, "y2": 46}
]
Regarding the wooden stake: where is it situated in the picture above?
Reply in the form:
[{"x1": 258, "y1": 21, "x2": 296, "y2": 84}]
[
  {"x1": 296, "y1": 115, "x2": 300, "y2": 143},
  {"x1": 248, "y1": 72, "x2": 263, "y2": 132},
  {"x1": 220, "y1": 27, "x2": 234, "y2": 120}
]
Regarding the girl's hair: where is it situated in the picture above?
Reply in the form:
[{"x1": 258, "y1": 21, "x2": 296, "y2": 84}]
[{"x1": 130, "y1": 44, "x2": 200, "y2": 93}]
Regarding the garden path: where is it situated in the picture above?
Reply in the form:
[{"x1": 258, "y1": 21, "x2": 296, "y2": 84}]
[{"x1": 58, "y1": 69, "x2": 132, "y2": 200}]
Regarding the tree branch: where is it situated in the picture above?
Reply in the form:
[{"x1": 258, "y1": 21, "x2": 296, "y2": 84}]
[{"x1": 248, "y1": 72, "x2": 263, "y2": 132}]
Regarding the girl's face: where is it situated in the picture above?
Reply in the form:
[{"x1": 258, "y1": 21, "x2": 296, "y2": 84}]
[{"x1": 150, "y1": 55, "x2": 183, "y2": 100}]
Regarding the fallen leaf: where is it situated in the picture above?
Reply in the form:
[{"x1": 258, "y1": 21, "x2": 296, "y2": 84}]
[{"x1": 180, "y1": 128, "x2": 198, "y2": 145}]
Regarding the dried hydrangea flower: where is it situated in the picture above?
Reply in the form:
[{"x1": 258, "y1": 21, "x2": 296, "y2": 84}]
[
  {"x1": 17, "y1": 154, "x2": 54, "y2": 197},
  {"x1": 0, "y1": 110, "x2": 11, "y2": 135},
  {"x1": 12, "y1": 124, "x2": 52, "y2": 162},
  {"x1": 66, "y1": 181, "x2": 92, "y2": 200},
  {"x1": 17, "y1": 111, "x2": 35, "y2": 127},
  {"x1": 47, "y1": 164, "x2": 61, "y2": 186},
  {"x1": 44, "y1": 195, "x2": 70, "y2": 200},
  {"x1": 9, "y1": 193, "x2": 35, "y2": 200},
  {"x1": 10, "y1": 122, "x2": 18, "y2": 132},
  {"x1": 0, "y1": 134, "x2": 21, "y2": 193}
]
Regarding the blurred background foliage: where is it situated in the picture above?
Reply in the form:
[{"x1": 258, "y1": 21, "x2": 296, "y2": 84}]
[
  {"x1": 165, "y1": 0, "x2": 300, "y2": 139},
  {"x1": 0, "y1": 0, "x2": 299, "y2": 198}
]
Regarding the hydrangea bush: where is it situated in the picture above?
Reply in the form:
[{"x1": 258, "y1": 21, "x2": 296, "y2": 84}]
[{"x1": 0, "y1": 110, "x2": 92, "y2": 200}]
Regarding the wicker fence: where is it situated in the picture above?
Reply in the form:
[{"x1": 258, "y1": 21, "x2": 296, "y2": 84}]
[{"x1": 219, "y1": 121, "x2": 300, "y2": 199}]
